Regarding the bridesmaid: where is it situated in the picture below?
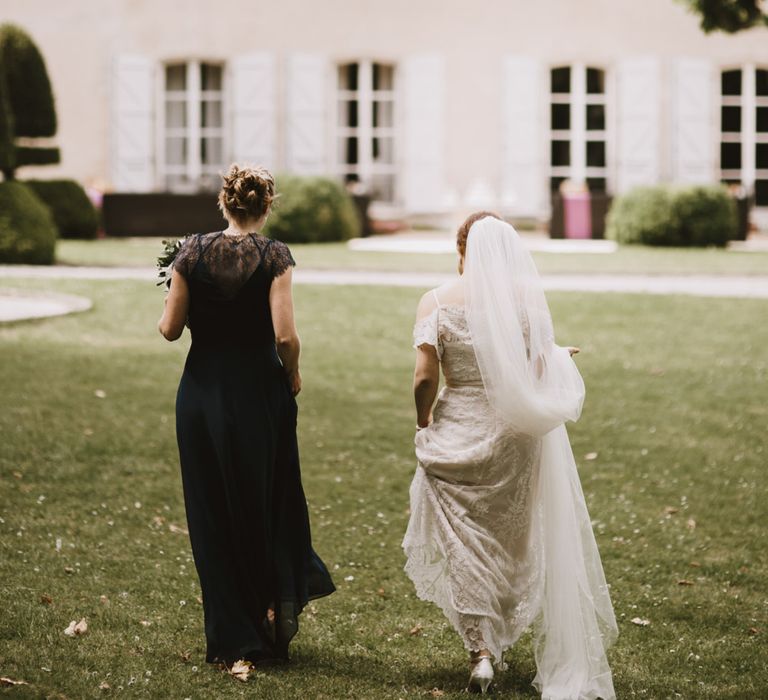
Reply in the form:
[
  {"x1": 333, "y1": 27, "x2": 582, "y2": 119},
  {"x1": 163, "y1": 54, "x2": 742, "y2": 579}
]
[{"x1": 158, "y1": 164, "x2": 335, "y2": 666}]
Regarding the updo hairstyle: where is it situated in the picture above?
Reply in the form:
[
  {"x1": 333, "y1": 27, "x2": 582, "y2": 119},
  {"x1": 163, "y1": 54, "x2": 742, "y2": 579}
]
[
  {"x1": 218, "y1": 163, "x2": 277, "y2": 224},
  {"x1": 456, "y1": 210, "x2": 503, "y2": 257}
]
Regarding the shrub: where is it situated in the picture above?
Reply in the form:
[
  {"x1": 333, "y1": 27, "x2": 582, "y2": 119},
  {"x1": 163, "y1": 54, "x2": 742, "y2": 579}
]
[
  {"x1": 672, "y1": 186, "x2": 737, "y2": 247},
  {"x1": 0, "y1": 180, "x2": 57, "y2": 264},
  {"x1": 26, "y1": 179, "x2": 99, "y2": 239},
  {"x1": 263, "y1": 174, "x2": 360, "y2": 244},
  {"x1": 606, "y1": 184, "x2": 738, "y2": 247}
]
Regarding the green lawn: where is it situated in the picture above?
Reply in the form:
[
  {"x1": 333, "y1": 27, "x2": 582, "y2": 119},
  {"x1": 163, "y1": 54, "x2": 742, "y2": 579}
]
[
  {"x1": 1, "y1": 278, "x2": 766, "y2": 698},
  {"x1": 56, "y1": 236, "x2": 768, "y2": 276}
]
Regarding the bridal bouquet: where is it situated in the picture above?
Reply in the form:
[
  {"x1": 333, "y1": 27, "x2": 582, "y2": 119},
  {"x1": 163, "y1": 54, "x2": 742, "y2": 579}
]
[{"x1": 156, "y1": 236, "x2": 188, "y2": 287}]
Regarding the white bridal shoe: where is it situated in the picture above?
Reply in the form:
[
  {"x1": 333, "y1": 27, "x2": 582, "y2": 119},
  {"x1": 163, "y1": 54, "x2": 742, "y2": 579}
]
[{"x1": 468, "y1": 655, "x2": 494, "y2": 694}]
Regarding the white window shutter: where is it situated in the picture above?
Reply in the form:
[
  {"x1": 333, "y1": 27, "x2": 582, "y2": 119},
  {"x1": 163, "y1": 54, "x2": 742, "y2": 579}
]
[
  {"x1": 111, "y1": 55, "x2": 154, "y2": 192},
  {"x1": 671, "y1": 58, "x2": 716, "y2": 184},
  {"x1": 501, "y1": 56, "x2": 545, "y2": 218},
  {"x1": 616, "y1": 57, "x2": 661, "y2": 192},
  {"x1": 401, "y1": 54, "x2": 445, "y2": 214},
  {"x1": 230, "y1": 52, "x2": 276, "y2": 168},
  {"x1": 286, "y1": 53, "x2": 328, "y2": 175}
]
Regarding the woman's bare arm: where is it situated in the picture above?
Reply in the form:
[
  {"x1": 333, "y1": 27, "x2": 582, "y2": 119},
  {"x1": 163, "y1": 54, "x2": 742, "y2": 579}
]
[
  {"x1": 157, "y1": 269, "x2": 190, "y2": 341},
  {"x1": 269, "y1": 267, "x2": 301, "y2": 396},
  {"x1": 413, "y1": 292, "x2": 440, "y2": 429}
]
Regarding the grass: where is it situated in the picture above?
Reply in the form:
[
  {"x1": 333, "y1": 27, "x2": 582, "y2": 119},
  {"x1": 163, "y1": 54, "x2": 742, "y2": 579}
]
[
  {"x1": 1, "y1": 277, "x2": 767, "y2": 698},
  {"x1": 55, "y1": 236, "x2": 768, "y2": 277}
]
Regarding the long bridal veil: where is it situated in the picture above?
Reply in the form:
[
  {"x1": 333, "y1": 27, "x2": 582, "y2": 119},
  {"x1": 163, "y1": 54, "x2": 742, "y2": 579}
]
[{"x1": 464, "y1": 218, "x2": 618, "y2": 700}]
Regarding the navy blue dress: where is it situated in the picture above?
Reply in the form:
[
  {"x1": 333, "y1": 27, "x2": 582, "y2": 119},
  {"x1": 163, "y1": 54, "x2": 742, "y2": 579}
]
[{"x1": 172, "y1": 231, "x2": 335, "y2": 665}]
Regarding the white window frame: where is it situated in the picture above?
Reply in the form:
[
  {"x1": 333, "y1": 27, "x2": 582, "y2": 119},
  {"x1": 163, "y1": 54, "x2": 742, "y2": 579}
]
[
  {"x1": 335, "y1": 59, "x2": 397, "y2": 204},
  {"x1": 720, "y1": 63, "x2": 768, "y2": 209},
  {"x1": 156, "y1": 59, "x2": 227, "y2": 192},
  {"x1": 549, "y1": 63, "x2": 610, "y2": 191}
]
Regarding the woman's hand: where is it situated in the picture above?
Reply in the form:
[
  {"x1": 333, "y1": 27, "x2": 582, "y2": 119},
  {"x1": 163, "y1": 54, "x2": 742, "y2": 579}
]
[
  {"x1": 287, "y1": 369, "x2": 302, "y2": 397},
  {"x1": 567, "y1": 346, "x2": 580, "y2": 356}
]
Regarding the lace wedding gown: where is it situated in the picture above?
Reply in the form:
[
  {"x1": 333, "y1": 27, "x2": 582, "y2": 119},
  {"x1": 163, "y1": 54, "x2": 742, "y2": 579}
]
[{"x1": 402, "y1": 295, "x2": 616, "y2": 698}]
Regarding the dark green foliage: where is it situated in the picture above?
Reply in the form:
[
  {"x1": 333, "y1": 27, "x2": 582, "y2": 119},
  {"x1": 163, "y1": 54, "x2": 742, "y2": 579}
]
[
  {"x1": 15, "y1": 145, "x2": 60, "y2": 168},
  {"x1": 606, "y1": 187, "x2": 681, "y2": 246},
  {"x1": 264, "y1": 174, "x2": 360, "y2": 244},
  {"x1": 0, "y1": 24, "x2": 56, "y2": 137},
  {"x1": 0, "y1": 180, "x2": 57, "y2": 263},
  {"x1": 607, "y1": 185, "x2": 738, "y2": 247},
  {"x1": 680, "y1": 0, "x2": 768, "y2": 33},
  {"x1": 672, "y1": 186, "x2": 737, "y2": 247},
  {"x1": 0, "y1": 70, "x2": 14, "y2": 178},
  {"x1": 25, "y1": 179, "x2": 98, "y2": 239}
]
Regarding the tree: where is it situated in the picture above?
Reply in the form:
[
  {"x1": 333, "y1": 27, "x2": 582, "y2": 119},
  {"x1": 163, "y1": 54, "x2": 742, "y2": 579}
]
[
  {"x1": 680, "y1": 0, "x2": 768, "y2": 33},
  {"x1": 0, "y1": 23, "x2": 59, "y2": 179}
]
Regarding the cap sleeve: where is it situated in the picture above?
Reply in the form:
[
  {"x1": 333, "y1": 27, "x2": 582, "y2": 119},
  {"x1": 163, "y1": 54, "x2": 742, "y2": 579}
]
[
  {"x1": 265, "y1": 239, "x2": 296, "y2": 279},
  {"x1": 413, "y1": 308, "x2": 440, "y2": 356},
  {"x1": 172, "y1": 235, "x2": 200, "y2": 279}
]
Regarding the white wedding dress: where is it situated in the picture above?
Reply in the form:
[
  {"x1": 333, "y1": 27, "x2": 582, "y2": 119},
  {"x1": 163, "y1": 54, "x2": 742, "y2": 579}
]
[{"x1": 403, "y1": 289, "x2": 617, "y2": 698}]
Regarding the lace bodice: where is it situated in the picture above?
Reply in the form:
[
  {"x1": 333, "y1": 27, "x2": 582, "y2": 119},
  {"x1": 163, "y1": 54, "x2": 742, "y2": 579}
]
[
  {"x1": 172, "y1": 231, "x2": 295, "y2": 348},
  {"x1": 413, "y1": 305, "x2": 483, "y2": 387}
]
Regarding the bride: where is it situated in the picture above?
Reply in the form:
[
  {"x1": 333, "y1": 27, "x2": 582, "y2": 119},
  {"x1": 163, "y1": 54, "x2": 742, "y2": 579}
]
[{"x1": 402, "y1": 213, "x2": 617, "y2": 698}]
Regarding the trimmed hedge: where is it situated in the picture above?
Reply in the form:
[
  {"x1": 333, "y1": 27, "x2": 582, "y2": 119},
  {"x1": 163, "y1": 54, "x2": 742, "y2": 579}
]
[
  {"x1": 0, "y1": 180, "x2": 57, "y2": 264},
  {"x1": 263, "y1": 174, "x2": 360, "y2": 244},
  {"x1": 26, "y1": 179, "x2": 99, "y2": 239},
  {"x1": 606, "y1": 185, "x2": 738, "y2": 247}
]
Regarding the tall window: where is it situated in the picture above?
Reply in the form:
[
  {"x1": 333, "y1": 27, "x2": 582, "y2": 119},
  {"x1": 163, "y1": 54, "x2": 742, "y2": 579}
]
[
  {"x1": 550, "y1": 65, "x2": 608, "y2": 193},
  {"x1": 337, "y1": 61, "x2": 396, "y2": 202},
  {"x1": 162, "y1": 62, "x2": 225, "y2": 191},
  {"x1": 720, "y1": 66, "x2": 768, "y2": 207}
]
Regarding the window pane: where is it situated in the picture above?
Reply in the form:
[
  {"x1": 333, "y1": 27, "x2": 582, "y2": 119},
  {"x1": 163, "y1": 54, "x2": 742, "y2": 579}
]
[
  {"x1": 373, "y1": 64, "x2": 394, "y2": 91},
  {"x1": 756, "y1": 69, "x2": 768, "y2": 97},
  {"x1": 551, "y1": 67, "x2": 570, "y2": 94},
  {"x1": 166, "y1": 64, "x2": 186, "y2": 91},
  {"x1": 339, "y1": 63, "x2": 359, "y2": 91},
  {"x1": 550, "y1": 176, "x2": 566, "y2": 192},
  {"x1": 370, "y1": 174, "x2": 395, "y2": 202},
  {"x1": 551, "y1": 104, "x2": 570, "y2": 130},
  {"x1": 755, "y1": 179, "x2": 768, "y2": 206},
  {"x1": 338, "y1": 100, "x2": 359, "y2": 128},
  {"x1": 201, "y1": 64, "x2": 222, "y2": 91},
  {"x1": 586, "y1": 141, "x2": 606, "y2": 167},
  {"x1": 372, "y1": 136, "x2": 394, "y2": 164},
  {"x1": 201, "y1": 100, "x2": 222, "y2": 128},
  {"x1": 165, "y1": 100, "x2": 186, "y2": 128},
  {"x1": 551, "y1": 140, "x2": 570, "y2": 166},
  {"x1": 721, "y1": 69, "x2": 741, "y2": 96},
  {"x1": 721, "y1": 105, "x2": 741, "y2": 132},
  {"x1": 166, "y1": 137, "x2": 187, "y2": 166},
  {"x1": 201, "y1": 137, "x2": 223, "y2": 166},
  {"x1": 586, "y1": 104, "x2": 605, "y2": 130},
  {"x1": 586, "y1": 68, "x2": 605, "y2": 94},
  {"x1": 339, "y1": 136, "x2": 358, "y2": 165},
  {"x1": 373, "y1": 100, "x2": 394, "y2": 128},
  {"x1": 756, "y1": 143, "x2": 768, "y2": 169},
  {"x1": 587, "y1": 177, "x2": 607, "y2": 192},
  {"x1": 720, "y1": 142, "x2": 741, "y2": 169},
  {"x1": 757, "y1": 106, "x2": 768, "y2": 133}
]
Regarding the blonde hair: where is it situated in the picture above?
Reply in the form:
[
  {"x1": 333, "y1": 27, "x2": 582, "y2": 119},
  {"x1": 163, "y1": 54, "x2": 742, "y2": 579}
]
[{"x1": 218, "y1": 163, "x2": 277, "y2": 223}]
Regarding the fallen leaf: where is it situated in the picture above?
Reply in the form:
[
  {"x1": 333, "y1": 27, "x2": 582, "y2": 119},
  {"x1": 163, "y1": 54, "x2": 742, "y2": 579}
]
[
  {"x1": 94, "y1": 389, "x2": 107, "y2": 398},
  {"x1": 168, "y1": 523, "x2": 188, "y2": 535},
  {"x1": 376, "y1": 587, "x2": 386, "y2": 597},
  {"x1": 663, "y1": 506, "x2": 678, "y2": 515},
  {"x1": 0, "y1": 677, "x2": 28, "y2": 686},
  {"x1": 180, "y1": 650, "x2": 191, "y2": 662},
  {"x1": 689, "y1": 561, "x2": 701, "y2": 568},
  {"x1": 12, "y1": 471, "x2": 22, "y2": 479},
  {"x1": 100, "y1": 595, "x2": 109, "y2": 605},
  {"x1": 228, "y1": 659, "x2": 252, "y2": 682},
  {"x1": 64, "y1": 618, "x2": 88, "y2": 637},
  {"x1": 748, "y1": 627, "x2": 759, "y2": 635},
  {"x1": 584, "y1": 452, "x2": 598, "y2": 461},
  {"x1": 677, "y1": 579, "x2": 695, "y2": 586},
  {"x1": 428, "y1": 689, "x2": 445, "y2": 697},
  {"x1": 151, "y1": 516, "x2": 165, "y2": 528},
  {"x1": 64, "y1": 566, "x2": 74, "y2": 574},
  {"x1": 139, "y1": 620, "x2": 151, "y2": 627},
  {"x1": 98, "y1": 681, "x2": 111, "y2": 690},
  {"x1": 40, "y1": 593, "x2": 53, "y2": 605},
  {"x1": 409, "y1": 624, "x2": 423, "y2": 636},
  {"x1": 630, "y1": 617, "x2": 651, "y2": 627},
  {"x1": 686, "y1": 518, "x2": 696, "y2": 531},
  {"x1": 738, "y1": 566, "x2": 749, "y2": 574}
]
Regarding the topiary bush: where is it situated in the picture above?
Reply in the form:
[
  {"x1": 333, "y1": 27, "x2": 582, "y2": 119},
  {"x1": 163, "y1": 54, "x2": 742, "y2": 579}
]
[
  {"x1": 263, "y1": 174, "x2": 360, "y2": 244},
  {"x1": 606, "y1": 184, "x2": 738, "y2": 247},
  {"x1": 25, "y1": 179, "x2": 99, "y2": 239},
  {"x1": 672, "y1": 185, "x2": 737, "y2": 247},
  {"x1": 0, "y1": 180, "x2": 57, "y2": 263}
]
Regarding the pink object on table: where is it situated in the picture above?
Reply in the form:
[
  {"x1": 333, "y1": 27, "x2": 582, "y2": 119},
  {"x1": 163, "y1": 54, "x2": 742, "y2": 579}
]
[{"x1": 563, "y1": 192, "x2": 592, "y2": 239}]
